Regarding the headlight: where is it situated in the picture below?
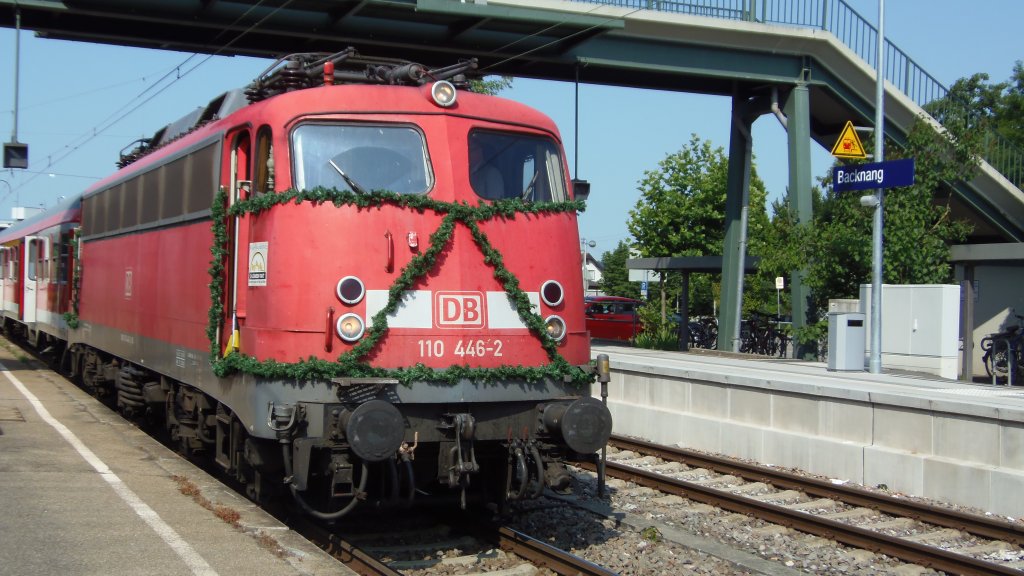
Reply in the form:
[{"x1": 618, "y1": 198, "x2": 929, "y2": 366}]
[
  {"x1": 544, "y1": 315, "x2": 566, "y2": 342},
  {"x1": 431, "y1": 80, "x2": 457, "y2": 107},
  {"x1": 541, "y1": 280, "x2": 564, "y2": 307},
  {"x1": 336, "y1": 313, "x2": 365, "y2": 342},
  {"x1": 336, "y1": 276, "x2": 365, "y2": 304}
]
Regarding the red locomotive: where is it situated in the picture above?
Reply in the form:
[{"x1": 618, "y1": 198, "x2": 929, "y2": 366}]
[{"x1": 0, "y1": 50, "x2": 611, "y2": 519}]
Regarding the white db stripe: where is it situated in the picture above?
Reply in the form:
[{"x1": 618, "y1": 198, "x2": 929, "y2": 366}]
[
  {"x1": 366, "y1": 290, "x2": 541, "y2": 329},
  {"x1": 2, "y1": 364, "x2": 219, "y2": 576}
]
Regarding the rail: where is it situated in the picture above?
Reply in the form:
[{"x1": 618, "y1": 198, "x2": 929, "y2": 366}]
[
  {"x1": 492, "y1": 525, "x2": 619, "y2": 576},
  {"x1": 582, "y1": 0, "x2": 1024, "y2": 188},
  {"x1": 584, "y1": 434, "x2": 1024, "y2": 575}
]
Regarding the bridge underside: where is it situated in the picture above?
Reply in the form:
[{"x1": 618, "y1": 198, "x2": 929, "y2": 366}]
[{"x1": 2, "y1": 0, "x2": 1016, "y2": 242}]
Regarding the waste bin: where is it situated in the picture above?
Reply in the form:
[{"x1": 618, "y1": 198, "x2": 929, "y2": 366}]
[{"x1": 828, "y1": 312, "x2": 866, "y2": 371}]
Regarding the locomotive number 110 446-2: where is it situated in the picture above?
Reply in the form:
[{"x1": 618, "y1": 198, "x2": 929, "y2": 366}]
[{"x1": 417, "y1": 339, "x2": 503, "y2": 359}]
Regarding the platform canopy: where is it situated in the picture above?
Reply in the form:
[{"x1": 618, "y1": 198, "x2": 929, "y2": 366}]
[{"x1": 627, "y1": 256, "x2": 760, "y2": 274}]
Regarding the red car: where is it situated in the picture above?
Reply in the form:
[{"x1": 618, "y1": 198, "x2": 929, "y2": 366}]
[{"x1": 585, "y1": 296, "x2": 642, "y2": 341}]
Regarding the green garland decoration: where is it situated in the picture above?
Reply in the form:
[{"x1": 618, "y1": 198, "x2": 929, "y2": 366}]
[{"x1": 208, "y1": 187, "x2": 593, "y2": 388}]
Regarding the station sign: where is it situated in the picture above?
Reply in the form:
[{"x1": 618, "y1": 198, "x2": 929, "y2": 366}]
[
  {"x1": 833, "y1": 158, "x2": 915, "y2": 192},
  {"x1": 830, "y1": 121, "x2": 866, "y2": 160}
]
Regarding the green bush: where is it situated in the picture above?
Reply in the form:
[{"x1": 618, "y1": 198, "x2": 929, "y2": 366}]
[{"x1": 634, "y1": 300, "x2": 680, "y2": 351}]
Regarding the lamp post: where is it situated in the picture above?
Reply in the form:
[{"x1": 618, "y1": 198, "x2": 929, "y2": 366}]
[
  {"x1": 868, "y1": 0, "x2": 885, "y2": 374},
  {"x1": 581, "y1": 238, "x2": 596, "y2": 295}
]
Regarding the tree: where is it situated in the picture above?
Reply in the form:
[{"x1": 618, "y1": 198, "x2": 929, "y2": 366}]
[
  {"x1": 628, "y1": 135, "x2": 732, "y2": 258},
  {"x1": 469, "y1": 76, "x2": 513, "y2": 96},
  {"x1": 600, "y1": 240, "x2": 640, "y2": 299},
  {"x1": 761, "y1": 116, "x2": 974, "y2": 350},
  {"x1": 994, "y1": 61, "x2": 1024, "y2": 149},
  {"x1": 627, "y1": 135, "x2": 772, "y2": 320},
  {"x1": 922, "y1": 66, "x2": 1024, "y2": 187}
]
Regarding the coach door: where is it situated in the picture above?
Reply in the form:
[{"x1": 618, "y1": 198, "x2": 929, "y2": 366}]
[{"x1": 23, "y1": 236, "x2": 43, "y2": 324}]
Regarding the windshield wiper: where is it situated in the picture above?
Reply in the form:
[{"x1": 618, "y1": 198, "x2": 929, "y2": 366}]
[{"x1": 329, "y1": 159, "x2": 369, "y2": 195}]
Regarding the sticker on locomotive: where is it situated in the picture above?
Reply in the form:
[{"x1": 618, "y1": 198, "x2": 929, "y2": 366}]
[
  {"x1": 248, "y1": 242, "x2": 268, "y2": 287},
  {"x1": 434, "y1": 291, "x2": 485, "y2": 329},
  {"x1": 124, "y1": 269, "x2": 133, "y2": 298}
]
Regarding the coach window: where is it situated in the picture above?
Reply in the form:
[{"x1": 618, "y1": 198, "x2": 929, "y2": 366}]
[
  {"x1": 291, "y1": 124, "x2": 432, "y2": 195},
  {"x1": 253, "y1": 127, "x2": 274, "y2": 195},
  {"x1": 468, "y1": 130, "x2": 566, "y2": 202},
  {"x1": 27, "y1": 240, "x2": 38, "y2": 281},
  {"x1": 10, "y1": 248, "x2": 18, "y2": 280}
]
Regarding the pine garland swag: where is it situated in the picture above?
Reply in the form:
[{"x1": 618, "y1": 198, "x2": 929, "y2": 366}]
[{"x1": 207, "y1": 187, "x2": 594, "y2": 387}]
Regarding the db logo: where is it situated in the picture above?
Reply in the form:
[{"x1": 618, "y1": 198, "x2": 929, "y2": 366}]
[{"x1": 434, "y1": 292, "x2": 486, "y2": 329}]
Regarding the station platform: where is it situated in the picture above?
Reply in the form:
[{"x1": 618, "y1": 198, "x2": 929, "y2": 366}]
[
  {"x1": 592, "y1": 343, "x2": 1024, "y2": 519},
  {"x1": 0, "y1": 345, "x2": 347, "y2": 576}
]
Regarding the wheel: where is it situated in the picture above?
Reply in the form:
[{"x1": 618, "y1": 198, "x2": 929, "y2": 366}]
[{"x1": 985, "y1": 340, "x2": 1009, "y2": 380}]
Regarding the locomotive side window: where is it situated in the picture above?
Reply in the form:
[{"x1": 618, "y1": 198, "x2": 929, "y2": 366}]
[
  {"x1": 82, "y1": 141, "x2": 218, "y2": 238},
  {"x1": 186, "y1": 144, "x2": 217, "y2": 214},
  {"x1": 163, "y1": 158, "x2": 185, "y2": 219},
  {"x1": 468, "y1": 130, "x2": 566, "y2": 202},
  {"x1": 291, "y1": 124, "x2": 432, "y2": 195},
  {"x1": 253, "y1": 126, "x2": 274, "y2": 195},
  {"x1": 123, "y1": 176, "x2": 140, "y2": 229},
  {"x1": 140, "y1": 169, "x2": 161, "y2": 225}
]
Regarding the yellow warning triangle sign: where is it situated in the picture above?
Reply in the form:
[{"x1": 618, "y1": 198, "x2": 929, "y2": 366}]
[{"x1": 831, "y1": 121, "x2": 867, "y2": 159}]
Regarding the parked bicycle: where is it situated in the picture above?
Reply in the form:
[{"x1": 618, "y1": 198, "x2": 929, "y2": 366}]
[
  {"x1": 738, "y1": 312, "x2": 790, "y2": 357},
  {"x1": 687, "y1": 316, "x2": 718, "y2": 350},
  {"x1": 981, "y1": 313, "x2": 1024, "y2": 385}
]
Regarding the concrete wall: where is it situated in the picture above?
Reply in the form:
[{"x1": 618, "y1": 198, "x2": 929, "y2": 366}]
[{"x1": 597, "y1": 364, "x2": 1024, "y2": 517}]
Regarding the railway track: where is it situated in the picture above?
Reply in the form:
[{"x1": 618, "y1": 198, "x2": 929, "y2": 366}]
[
  {"x1": 2, "y1": 337, "x2": 620, "y2": 576},
  {"x1": 579, "y1": 434, "x2": 1024, "y2": 575},
  {"x1": 296, "y1": 513, "x2": 617, "y2": 576}
]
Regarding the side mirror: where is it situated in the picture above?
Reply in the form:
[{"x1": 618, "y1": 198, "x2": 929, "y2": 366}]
[{"x1": 572, "y1": 178, "x2": 590, "y2": 202}]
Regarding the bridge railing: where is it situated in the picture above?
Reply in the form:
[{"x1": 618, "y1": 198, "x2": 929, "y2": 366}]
[{"x1": 583, "y1": 0, "x2": 1024, "y2": 188}]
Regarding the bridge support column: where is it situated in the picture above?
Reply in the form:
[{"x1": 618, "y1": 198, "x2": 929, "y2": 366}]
[
  {"x1": 785, "y1": 81, "x2": 815, "y2": 359},
  {"x1": 719, "y1": 93, "x2": 756, "y2": 352}
]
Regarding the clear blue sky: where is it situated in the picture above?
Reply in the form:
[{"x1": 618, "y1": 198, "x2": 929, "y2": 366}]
[{"x1": 0, "y1": 0, "x2": 1020, "y2": 257}]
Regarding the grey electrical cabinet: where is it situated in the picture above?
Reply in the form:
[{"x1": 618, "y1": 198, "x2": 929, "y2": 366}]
[{"x1": 828, "y1": 312, "x2": 866, "y2": 371}]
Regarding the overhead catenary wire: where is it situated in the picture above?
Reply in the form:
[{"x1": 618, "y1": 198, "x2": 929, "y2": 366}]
[
  {"x1": 7, "y1": 0, "x2": 633, "y2": 204},
  {"x1": 1, "y1": 0, "x2": 294, "y2": 203}
]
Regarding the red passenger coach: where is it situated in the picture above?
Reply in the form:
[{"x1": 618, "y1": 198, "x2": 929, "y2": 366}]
[
  {"x1": 5, "y1": 50, "x2": 611, "y2": 519},
  {"x1": 0, "y1": 199, "x2": 81, "y2": 348}
]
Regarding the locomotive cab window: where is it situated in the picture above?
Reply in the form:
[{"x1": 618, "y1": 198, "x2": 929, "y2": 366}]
[
  {"x1": 291, "y1": 124, "x2": 431, "y2": 195},
  {"x1": 468, "y1": 130, "x2": 566, "y2": 202}
]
